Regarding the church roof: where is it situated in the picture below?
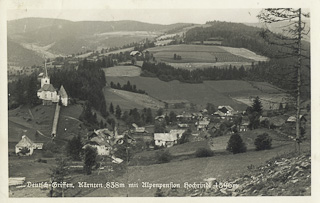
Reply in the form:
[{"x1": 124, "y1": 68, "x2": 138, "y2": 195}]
[
  {"x1": 38, "y1": 84, "x2": 56, "y2": 92},
  {"x1": 59, "y1": 85, "x2": 68, "y2": 98}
]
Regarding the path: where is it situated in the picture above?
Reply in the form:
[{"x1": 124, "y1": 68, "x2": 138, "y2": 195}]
[{"x1": 51, "y1": 103, "x2": 61, "y2": 137}]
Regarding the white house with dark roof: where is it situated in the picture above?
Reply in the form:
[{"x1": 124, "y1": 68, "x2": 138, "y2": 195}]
[{"x1": 15, "y1": 135, "x2": 43, "y2": 156}]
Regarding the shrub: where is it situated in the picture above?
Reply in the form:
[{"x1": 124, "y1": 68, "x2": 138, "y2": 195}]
[
  {"x1": 19, "y1": 147, "x2": 30, "y2": 155},
  {"x1": 156, "y1": 150, "x2": 172, "y2": 164},
  {"x1": 195, "y1": 148, "x2": 214, "y2": 157},
  {"x1": 226, "y1": 133, "x2": 247, "y2": 154},
  {"x1": 254, "y1": 133, "x2": 272, "y2": 151}
]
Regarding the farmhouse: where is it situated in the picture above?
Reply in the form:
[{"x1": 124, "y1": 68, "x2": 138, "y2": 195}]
[
  {"x1": 154, "y1": 133, "x2": 178, "y2": 147},
  {"x1": 239, "y1": 118, "x2": 250, "y2": 132},
  {"x1": 132, "y1": 123, "x2": 146, "y2": 133},
  {"x1": 286, "y1": 115, "x2": 307, "y2": 123},
  {"x1": 154, "y1": 129, "x2": 186, "y2": 147},
  {"x1": 214, "y1": 106, "x2": 234, "y2": 119},
  {"x1": 196, "y1": 120, "x2": 210, "y2": 131},
  {"x1": 15, "y1": 135, "x2": 43, "y2": 156}
]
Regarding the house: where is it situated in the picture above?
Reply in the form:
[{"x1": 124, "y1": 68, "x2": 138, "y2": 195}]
[
  {"x1": 154, "y1": 133, "x2": 178, "y2": 147},
  {"x1": 132, "y1": 123, "x2": 146, "y2": 133},
  {"x1": 155, "y1": 115, "x2": 166, "y2": 121},
  {"x1": 84, "y1": 128, "x2": 135, "y2": 156},
  {"x1": 176, "y1": 112, "x2": 192, "y2": 121},
  {"x1": 239, "y1": 117, "x2": 250, "y2": 132},
  {"x1": 169, "y1": 129, "x2": 185, "y2": 139},
  {"x1": 15, "y1": 135, "x2": 43, "y2": 156},
  {"x1": 196, "y1": 120, "x2": 210, "y2": 131},
  {"x1": 286, "y1": 115, "x2": 307, "y2": 123},
  {"x1": 213, "y1": 106, "x2": 234, "y2": 119},
  {"x1": 58, "y1": 85, "x2": 68, "y2": 106},
  {"x1": 178, "y1": 123, "x2": 189, "y2": 128}
]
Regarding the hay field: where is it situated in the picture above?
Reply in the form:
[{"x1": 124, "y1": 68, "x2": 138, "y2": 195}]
[
  {"x1": 147, "y1": 44, "x2": 268, "y2": 68},
  {"x1": 103, "y1": 66, "x2": 141, "y2": 77},
  {"x1": 105, "y1": 76, "x2": 284, "y2": 110}
]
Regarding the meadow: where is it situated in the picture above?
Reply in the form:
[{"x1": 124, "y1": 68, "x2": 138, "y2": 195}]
[
  {"x1": 146, "y1": 44, "x2": 267, "y2": 67},
  {"x1": 105, "y1": 76, "x2": 286, "y2": 111}
]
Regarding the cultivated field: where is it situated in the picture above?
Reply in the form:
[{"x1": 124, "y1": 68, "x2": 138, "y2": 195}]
[
  {"x1": 103, "y1": 66, "x2": 141, "y2": 77},
  {"x1": 105, "y1": 76, "x2": 287, "y2": 111},
  {"x1": 103, "y1": 87, "x2": 165, "y2": 110},
  {"x1": 147, "y1": 44, "x2": 267, "y2": 68}
]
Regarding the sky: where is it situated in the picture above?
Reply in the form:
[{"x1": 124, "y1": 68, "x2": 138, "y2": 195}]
[{"x1": 7, "y1": 9, "x2": 262, "y2": 25}]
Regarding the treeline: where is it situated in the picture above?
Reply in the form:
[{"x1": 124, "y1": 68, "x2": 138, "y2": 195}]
[
  {"x1": 110, "y1": 81, "x2": 147, "y2": 94},
  {"x1": 140, "y1": 62, "x2": 247, "y2": 83},
  {"x1": 8, "y1": 73, "x2": 41, "y2": 109},
  {"x1": 121, "y1": 108, "x2": 154, "y2": 127},
  {"x1": 50, "y1": 59, "x2": 107, "y2": 116},
  {"x1": 185, "y1": 21, "x2": 290, "y2": 58}
]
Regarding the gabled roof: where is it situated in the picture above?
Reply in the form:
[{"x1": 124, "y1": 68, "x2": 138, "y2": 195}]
[
  {"x1": 38, "y1": 84, "x2": 56, "y2": 92},
  {"x1": 16, "y1": 135, "x2": 34, "y2": 148},
  {"x1": 154, "y1": 133, "x2": 178, "y2": 142},
  {"x1": 59, "y1": 85, "x2": 68, "y2": 98}
]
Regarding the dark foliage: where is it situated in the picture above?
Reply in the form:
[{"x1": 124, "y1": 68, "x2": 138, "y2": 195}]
[
  {"x1": 66, "y1": 135, "x2": 83, "y2": 161},
  {"x1": 226, "y1": 133, "x2": 247, "y2": 154},
  {"x1": 83, "y1": 146, "x2": 98, "y2": 175},
  {"x1": 254, "y1": 133, "x2": 272, "y2": 151},
  {"x1": 195, "y1": 148, "x2": 214, "y2": 157},
  {"x1": 156, "y1": 150, "x2": 173, "y2": 164}
]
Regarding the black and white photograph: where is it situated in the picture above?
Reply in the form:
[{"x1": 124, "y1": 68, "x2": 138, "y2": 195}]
[{"x1": 1, "y1": 0, "x2": 319, "y2": 200}]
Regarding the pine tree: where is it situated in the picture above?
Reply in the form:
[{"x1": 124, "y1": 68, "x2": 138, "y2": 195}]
[
  {"x1": 115, "y1": 105, "x2": 122, "y2": 119},
  {"x1": 66, "y1": 135, "x2": 83, "y2": 161},
  {"x1": 50, "y1": 157, "x2": 69, "y2": 197},
  {"x1": 83, "y1": 146, "x2": 97, "y2": 175},
  {"x1": 109, "y1": 102, "x2": 114, "y2": 114},
  {"x1": 252, "y1": 96, "x2": 263, "y2": 115},
  {"x1": 258, "y1": 8, "x2": 310, "y2": 152}
]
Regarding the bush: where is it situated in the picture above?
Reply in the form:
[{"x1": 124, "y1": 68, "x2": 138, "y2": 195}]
[
  {"x1": 226, "y1": 133, "x2": 247, "y2": 154},
  {"x1": 195, "y1": 148, "x2": 214, "y2": 157},
  {"x1": 254, "y1": 133, "x2": 272, "y2": 151},
  {"x1": 156, "y1": 150, "x2": 172, "y2": 164},
  {"x1": 19, "y1": 147, "x2": 30, "y2": 155}
]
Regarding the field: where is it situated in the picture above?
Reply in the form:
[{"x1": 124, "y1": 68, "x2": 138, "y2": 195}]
[
  {"x1": 147, "y1": 44, "x2": 268, "y2": 68},
  {"x1": 103, "y1": 87, "x2": 165, "y2": 110},
  {"x1": 103, "y1": 66, "x2": 141, "y2": 77},
  {"x1": 105, "y1": 76, "x2": 287, "y2": 111}
]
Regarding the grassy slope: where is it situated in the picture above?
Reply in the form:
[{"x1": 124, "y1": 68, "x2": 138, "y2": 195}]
[
  {"x1": 86, "y1": 138, "x2": 309, "y2": 197},
  {"x1": 147, "y1": 44, "x2": 265, "y2": 64},
  {"x1": 105, "y1": 76, "x2": 285, "y2": 110}
]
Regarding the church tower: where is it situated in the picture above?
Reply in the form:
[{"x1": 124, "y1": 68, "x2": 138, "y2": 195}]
[{"x1": 41, "y1": 60, "x2": 50, "y2": 87}]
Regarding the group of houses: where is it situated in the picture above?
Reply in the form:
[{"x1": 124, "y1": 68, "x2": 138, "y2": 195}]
[{"x1": 83, "y1": 128, "x2": 135, "y2": 164}]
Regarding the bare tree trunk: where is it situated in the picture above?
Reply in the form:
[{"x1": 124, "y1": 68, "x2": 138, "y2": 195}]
[{"x1": 295, "y1": 8, "x2": 302, "y2": 153}]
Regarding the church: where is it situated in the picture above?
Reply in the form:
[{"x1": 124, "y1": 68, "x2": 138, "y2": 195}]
[{"x1": 37, "y1": 62, "x2": 68, "y2": 106}]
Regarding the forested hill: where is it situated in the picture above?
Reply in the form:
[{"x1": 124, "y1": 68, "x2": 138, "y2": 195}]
[{"x1": 184, "y1": 21, "x2": 310, "y2": 58}]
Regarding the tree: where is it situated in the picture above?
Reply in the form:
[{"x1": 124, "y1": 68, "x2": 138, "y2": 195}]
[
  {"x1": 252, "y1": 96, "x2": 263, "y2": 115},
  {"x1": 66, "y1": 135, "x2": 83, "y2": 161},
  {"x1": 254, "y1": 133, "x2": 272, "y2": 151},
  {"x1": 50, "y1": 157, "x2": 69, "y2": 197},
  {"x1": 226, "y1": 133, "x2": 247, "y2": 154},
  {"x1": 109, "y1": 102, "x2": 114, "y2": 114},
  {"x1": 178, "y1": 128, "x2": 191, "y2": 144},
  {"x1": 115, "y1": 105, "x2": 122, "y2": 119},
  {"x1": 258, "y1": 8, "x2": 310, "y2": 152},
  {"x1": 83, "y1": 146, "x2": 98, "y2": 175},
  {"x1": 157, "y1": 108, "x2": 164, "y2": 116}
]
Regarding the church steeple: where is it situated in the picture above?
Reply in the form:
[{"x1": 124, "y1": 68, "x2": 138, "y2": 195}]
[{"x1": 41, "y1": 59, "x2": 50, "y2": 87}]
